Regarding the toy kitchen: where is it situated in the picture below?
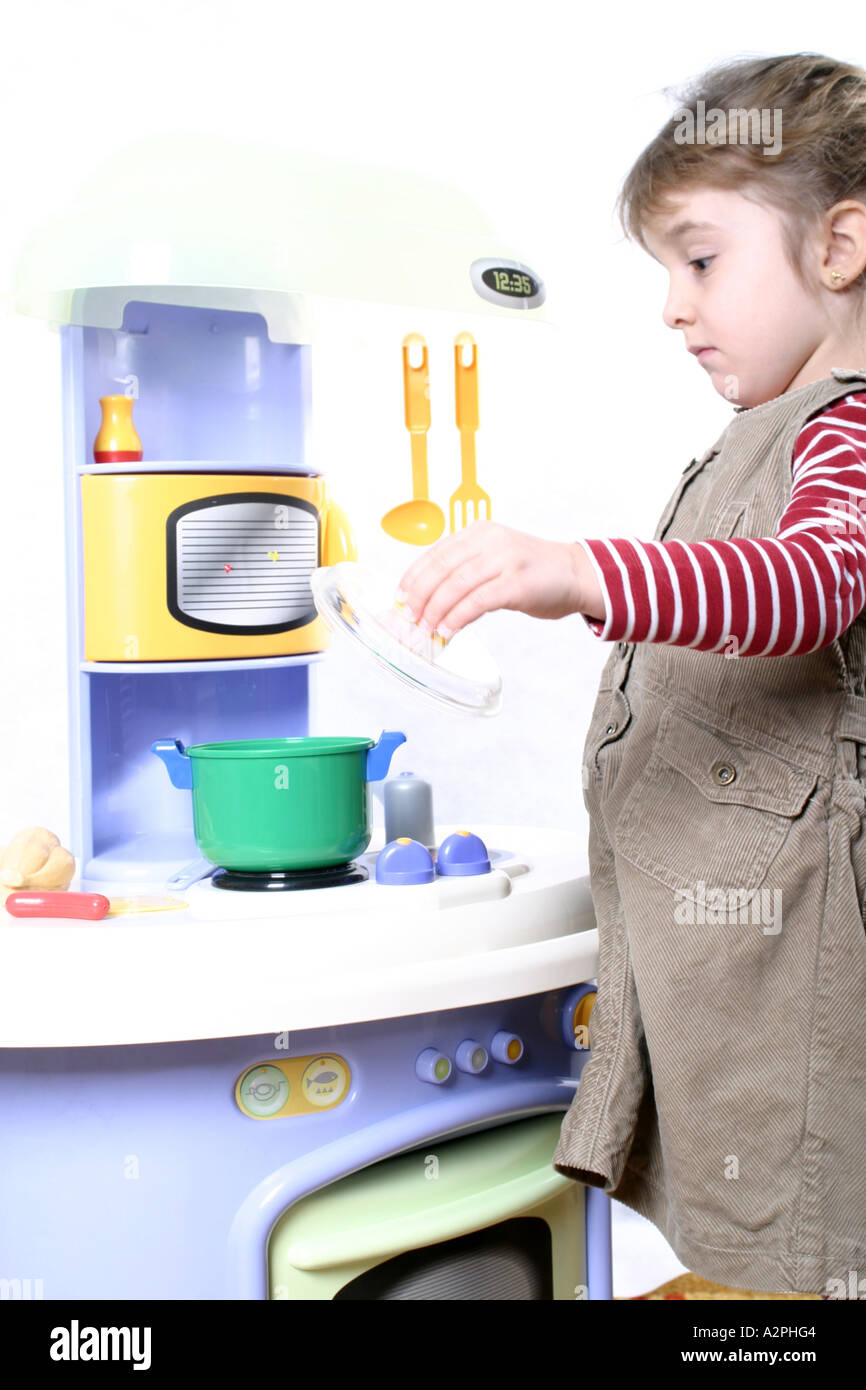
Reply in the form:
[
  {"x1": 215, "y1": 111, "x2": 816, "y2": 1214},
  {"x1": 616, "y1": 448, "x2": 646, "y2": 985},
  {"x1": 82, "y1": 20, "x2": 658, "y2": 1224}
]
[{"x1": 0, "y1": 135, "x2": 608, "y2": 1301}]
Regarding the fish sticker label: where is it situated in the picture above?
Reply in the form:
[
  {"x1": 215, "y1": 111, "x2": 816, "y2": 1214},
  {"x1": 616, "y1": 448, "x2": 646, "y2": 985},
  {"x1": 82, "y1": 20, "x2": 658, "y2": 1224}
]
[{"x1": 235, "y1": 1055, "x2": 349, "y2": 1118}]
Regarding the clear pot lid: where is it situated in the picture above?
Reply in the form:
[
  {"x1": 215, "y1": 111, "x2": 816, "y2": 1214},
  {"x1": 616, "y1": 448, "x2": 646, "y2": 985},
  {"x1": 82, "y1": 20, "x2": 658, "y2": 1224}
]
[{"x1": 311, "y1": 561, "x2": 502, "y2": 716}]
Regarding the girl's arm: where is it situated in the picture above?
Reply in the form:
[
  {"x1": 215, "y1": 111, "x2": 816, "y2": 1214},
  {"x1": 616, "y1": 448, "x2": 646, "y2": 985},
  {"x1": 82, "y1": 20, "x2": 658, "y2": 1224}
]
[
  {"x1": 398, "y1": 393, "x2": 866, "y2": 658},
  {"x1": 575, "y1": 391, "x2": 866, "y2": 655}
]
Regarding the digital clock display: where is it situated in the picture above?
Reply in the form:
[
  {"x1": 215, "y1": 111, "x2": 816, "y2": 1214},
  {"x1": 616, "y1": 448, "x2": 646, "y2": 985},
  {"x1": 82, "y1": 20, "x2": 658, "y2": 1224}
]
[
  {"x1": 481, "y1": 267, "x2": 539, "y2": 298},
  {"x1": 470, "y1": 258, "x2": 545, "y2": 309}
]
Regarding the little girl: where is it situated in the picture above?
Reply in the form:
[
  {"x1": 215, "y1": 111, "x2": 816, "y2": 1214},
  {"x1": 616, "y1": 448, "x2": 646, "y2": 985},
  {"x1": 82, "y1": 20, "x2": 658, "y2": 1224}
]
[{"x1": 397, "y1": 52, "x2": 866, "y2": 1297}]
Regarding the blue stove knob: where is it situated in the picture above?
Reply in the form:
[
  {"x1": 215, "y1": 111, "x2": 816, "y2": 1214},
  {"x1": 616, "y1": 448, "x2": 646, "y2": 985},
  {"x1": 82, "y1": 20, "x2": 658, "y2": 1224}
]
[
  {"x1": 455, "y1": 1040, "x2": 489, "y2": 1074},
  {"x1": 416, "y1": 1048, "x2": 452, "y2": 1084},
  {"x1": 561, "y1": 985, "x2": 597, "y2": 1051},
  {"x1": 375, "y1": 837, "x2": 435, "y2": 885},
  {"x1": 490, "y1": 1030, "x2": 524, "y2": 1064},
  {"x1": 435, "y1": 831, "x2": 491, "y2": 877}
]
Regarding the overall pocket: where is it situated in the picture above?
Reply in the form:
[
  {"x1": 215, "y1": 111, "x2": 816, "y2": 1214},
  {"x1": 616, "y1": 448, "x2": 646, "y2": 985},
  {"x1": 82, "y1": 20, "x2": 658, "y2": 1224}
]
[
  {"x1": 840, "y1": 743, "x2": 866, "y2": 929},
  {"x1": 613, "y1": 706, "x2": 818, "y2": 895},
  {"x1": 583, "y1": 658, "x2": 632, "y2": 781}
]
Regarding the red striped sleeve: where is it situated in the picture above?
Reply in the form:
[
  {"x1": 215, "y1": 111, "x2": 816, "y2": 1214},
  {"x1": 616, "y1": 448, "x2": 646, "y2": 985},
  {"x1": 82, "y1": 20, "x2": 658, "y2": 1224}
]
[{"x1": 576, "y1": 391, "x2": 866, "y2": 656}]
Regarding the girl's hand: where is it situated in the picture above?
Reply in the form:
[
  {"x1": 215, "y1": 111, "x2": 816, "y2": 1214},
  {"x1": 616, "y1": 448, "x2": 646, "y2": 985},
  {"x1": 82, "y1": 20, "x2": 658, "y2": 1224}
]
[{"x1": 395, "y1": 521, "x2": 604, "y2": 639}]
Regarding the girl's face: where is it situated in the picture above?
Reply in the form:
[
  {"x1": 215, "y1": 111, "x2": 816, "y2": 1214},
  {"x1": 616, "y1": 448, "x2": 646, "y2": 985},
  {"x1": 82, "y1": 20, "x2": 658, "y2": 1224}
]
[{"x1": 642, "y1": 186, "x2": 831, "y2": 408}]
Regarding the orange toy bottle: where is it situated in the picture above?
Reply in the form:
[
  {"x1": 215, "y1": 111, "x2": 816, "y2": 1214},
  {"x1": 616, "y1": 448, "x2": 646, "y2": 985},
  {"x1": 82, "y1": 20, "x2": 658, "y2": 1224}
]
[{"x1": 93, "y1": 395, "x2": 143, "y2": 463}]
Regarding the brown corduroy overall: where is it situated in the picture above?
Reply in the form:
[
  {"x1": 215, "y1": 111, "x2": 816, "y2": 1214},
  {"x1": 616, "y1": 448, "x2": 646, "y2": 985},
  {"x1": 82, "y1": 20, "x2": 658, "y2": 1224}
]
[{"x1": 553, "y1": 367, "x2": 866, "y2": 1295}]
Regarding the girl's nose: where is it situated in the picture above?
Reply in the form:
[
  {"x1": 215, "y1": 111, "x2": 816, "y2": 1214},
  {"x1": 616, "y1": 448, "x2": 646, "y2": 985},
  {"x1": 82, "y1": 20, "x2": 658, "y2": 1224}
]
[{"x1": 662, "y1": 280, "x2": 695, "y2": 331}]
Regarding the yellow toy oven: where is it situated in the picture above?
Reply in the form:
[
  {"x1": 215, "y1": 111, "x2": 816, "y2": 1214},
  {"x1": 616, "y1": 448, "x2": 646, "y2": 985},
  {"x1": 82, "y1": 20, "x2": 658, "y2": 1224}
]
[{"x1": 81, "y1": 473, "x2": 356, "y2": 661}]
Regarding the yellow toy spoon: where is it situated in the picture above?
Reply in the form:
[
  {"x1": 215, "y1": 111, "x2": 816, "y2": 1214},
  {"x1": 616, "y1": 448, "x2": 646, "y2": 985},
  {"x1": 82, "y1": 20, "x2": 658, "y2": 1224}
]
[{"x1": 381, "y1": 334, "x2": 446, "y2": 546}]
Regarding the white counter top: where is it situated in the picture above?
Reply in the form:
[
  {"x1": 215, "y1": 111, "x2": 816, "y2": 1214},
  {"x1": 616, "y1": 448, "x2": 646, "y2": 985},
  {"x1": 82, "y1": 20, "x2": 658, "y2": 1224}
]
[{"x1": 0, "y1": 826, "x2": 596, "y2": 1046}]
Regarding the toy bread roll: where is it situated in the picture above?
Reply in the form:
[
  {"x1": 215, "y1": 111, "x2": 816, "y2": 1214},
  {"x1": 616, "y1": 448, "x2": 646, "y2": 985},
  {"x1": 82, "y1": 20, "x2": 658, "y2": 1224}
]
[{"x1": 0, "y1": 826, "x2": 76, "y2": 906}]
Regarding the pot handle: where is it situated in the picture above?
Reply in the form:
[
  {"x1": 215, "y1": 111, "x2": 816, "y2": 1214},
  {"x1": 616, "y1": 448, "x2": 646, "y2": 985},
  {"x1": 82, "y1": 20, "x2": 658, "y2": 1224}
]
[
  {"x1": 151, "y1": 739, "x2": 193, "y2": 790},
  {"x1": 366, "y1": 730, "x2": 406, "y2": 782}
]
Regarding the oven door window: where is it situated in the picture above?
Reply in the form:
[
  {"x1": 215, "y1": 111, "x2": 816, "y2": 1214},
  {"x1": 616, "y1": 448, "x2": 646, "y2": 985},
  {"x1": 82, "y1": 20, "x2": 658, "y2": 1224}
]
[{"x1": 167, "y1": 492, "x2": 320, "y2": 635}]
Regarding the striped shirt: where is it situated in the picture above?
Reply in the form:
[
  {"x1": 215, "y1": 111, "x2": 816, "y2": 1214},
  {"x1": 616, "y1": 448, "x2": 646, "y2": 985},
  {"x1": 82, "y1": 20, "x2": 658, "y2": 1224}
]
[{"x1": 576, "y1": 392, "x2": 866, "y2": 656}]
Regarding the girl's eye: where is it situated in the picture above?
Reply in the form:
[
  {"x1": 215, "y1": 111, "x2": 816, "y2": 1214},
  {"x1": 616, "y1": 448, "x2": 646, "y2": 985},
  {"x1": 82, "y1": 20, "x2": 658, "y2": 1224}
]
[{"x1": 689, "y1": 256, "x2": 715, "y2": 273}]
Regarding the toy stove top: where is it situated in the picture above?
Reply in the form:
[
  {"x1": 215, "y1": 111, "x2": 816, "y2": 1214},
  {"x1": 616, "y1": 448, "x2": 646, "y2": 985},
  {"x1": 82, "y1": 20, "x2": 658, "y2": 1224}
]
[
  {"x1": 187, "y1": 838, "x2": 522, "y2": 915},
  {"x1": 208, "y1": 860, "x2": 372, "y2": 891},
  {"x1": 0, "y1": 826, "x2": 598, "y2": 1048}
]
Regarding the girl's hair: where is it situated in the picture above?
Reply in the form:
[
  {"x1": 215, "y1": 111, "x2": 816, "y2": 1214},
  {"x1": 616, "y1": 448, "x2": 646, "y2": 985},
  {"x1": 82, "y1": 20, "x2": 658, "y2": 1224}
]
[{"x1": 617, "y1": 53, "x2": 866, "y2": 296}]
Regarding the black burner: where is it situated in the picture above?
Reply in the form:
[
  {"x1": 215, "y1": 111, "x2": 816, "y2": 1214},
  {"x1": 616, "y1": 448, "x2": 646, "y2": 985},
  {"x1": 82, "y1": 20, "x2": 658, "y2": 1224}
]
[{"x1": 211, "y1": 861, "x2": 369, "y2": 892}]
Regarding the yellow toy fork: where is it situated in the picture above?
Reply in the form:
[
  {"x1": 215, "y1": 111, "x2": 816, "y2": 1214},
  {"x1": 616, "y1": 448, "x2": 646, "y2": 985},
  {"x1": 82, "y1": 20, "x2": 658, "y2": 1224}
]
[{"x1": 450, "y1": 332, "x2": 491, "y2": 532}]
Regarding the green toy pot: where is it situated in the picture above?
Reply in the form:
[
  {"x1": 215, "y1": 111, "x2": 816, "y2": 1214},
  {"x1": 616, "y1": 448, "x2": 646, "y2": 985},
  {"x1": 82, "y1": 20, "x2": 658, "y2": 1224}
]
[{"x1": 151, "y1": 730, "x2": 406, "y2": 871}]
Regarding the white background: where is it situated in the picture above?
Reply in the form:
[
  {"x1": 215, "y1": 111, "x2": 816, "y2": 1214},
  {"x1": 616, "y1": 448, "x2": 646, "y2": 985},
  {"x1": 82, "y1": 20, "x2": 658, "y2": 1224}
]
[
  {"x1": 0, "y1": 0, "x2": 774, "y2": 844},
  {"x1": 0, "y1": 1, "x2": 850, "y2": 1295}
]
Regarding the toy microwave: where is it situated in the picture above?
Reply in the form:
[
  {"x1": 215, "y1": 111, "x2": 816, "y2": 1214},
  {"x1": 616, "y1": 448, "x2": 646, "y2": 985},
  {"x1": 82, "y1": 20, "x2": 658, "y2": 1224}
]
[{"x1": 81, "y1": 472, "x2": 355, "y2": 661}]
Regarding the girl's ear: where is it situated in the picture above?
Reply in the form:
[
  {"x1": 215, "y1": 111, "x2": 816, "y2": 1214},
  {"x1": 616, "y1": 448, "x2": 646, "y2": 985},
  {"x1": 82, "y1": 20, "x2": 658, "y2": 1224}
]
[{"x1": 819, "y1": 200, "x2": 866, "y2": 287}]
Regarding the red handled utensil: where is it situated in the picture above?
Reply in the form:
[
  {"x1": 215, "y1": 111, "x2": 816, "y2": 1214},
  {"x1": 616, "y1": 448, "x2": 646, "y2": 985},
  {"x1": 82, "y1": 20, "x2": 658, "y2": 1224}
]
[
  {"x1": 4, "y1": 892, "x2": 187, "y2": 920},
  {"x1": 5, "y1": 891, "x2": 110, "y2": 919}
]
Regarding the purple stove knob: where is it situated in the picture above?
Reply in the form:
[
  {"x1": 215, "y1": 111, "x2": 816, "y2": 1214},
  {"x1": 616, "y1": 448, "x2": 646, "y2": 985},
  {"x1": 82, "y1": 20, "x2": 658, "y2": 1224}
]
[
  {"x1": 435, "y1": 831, "x2": 491, "y2": 877},
  {"x1": 455, "y1": 1040, "x2": 489, "y2": 1074},
  {"x1": 375, "y1": 837, "x2": 435, "y2": 885},
  {"x1": 416, "y1": 1048, "x2": 452, "y2": 1084}
]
